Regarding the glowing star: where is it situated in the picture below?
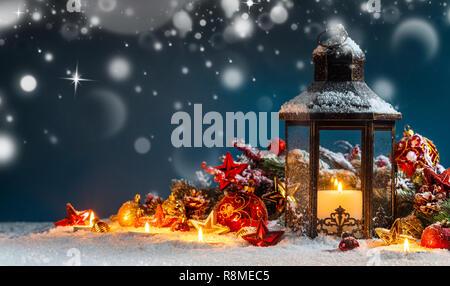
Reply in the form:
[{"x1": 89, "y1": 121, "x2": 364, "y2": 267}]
[
  {"x1": 62, "y1": 63, "x2": 93, "y2": 96},
  {"x1": 190, "y1": 210, "x2": 230, "y2": 235},
  {"x1": 244, "y1": 0, "x2": 256, "y2": 10},
  {"x1": 14, "y1": 7, "x2": 24, "y2": 19}
]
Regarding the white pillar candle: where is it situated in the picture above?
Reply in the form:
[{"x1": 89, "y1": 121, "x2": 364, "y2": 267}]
[{"x1": 317, "y1": 182, "x2": 362, "y2": 220}]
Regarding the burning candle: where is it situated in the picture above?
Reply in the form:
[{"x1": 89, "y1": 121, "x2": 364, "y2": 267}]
[
  {"x1": 317, "y1": 181, "x2": 362, "y2": 225},
  {"x1": 198, "y1": 227, "x2": 203, "y2": 242},
  {"x1": 89, "y1": 212, "x2": 95, "y2": 227},
  {"x1": 403, "y1": 238, "x2": 410, "y2": 253}
]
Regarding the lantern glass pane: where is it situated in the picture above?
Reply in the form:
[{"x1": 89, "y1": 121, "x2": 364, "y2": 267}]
[
  {"x1": 318, "y1": 130, "x2": 362, "y2": 236},
  {"x1": 373, "y1": 130, "x2": 393, "y2": 229},
  {"x1": 286, "y1": 125, "x2": 310, "y2": 235}
]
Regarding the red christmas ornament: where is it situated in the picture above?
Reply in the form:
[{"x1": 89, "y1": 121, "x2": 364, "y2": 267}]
[
  {"x1": 216, "y1": 191, "x2": 268, "y2": 232},
  {"x1": 204, "y1": 152, "x2": 248, "y2": 190},
  {"x1": 394, "y1": 127, "x2": 439, "y2": 178},
  {"x1": 241, "y1": 219, "x2": 284, "y2": 247},
  {"x1": 339, "y1": 236, "x2": 360, "y2": 251},
  {"x1": 54, "y1": 203, "x2": 94, "y2": 227},
  {"x1": 424, "y1": 168, "x2": 450, "y2": 196},
  {"x1": 421, "y1": 223, "x2": 450, "y2": 250},
  {"x1": 267, "y1": 138, "x2": 286, "y2": 156}
]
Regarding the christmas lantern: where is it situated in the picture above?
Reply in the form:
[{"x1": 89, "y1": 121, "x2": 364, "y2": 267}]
[
  {"x1": 216, "y1": 191, "x2": 268, "y2": 232},
  {"x1": 279, "y1": 25, "x2": 401, "y2": 238}
]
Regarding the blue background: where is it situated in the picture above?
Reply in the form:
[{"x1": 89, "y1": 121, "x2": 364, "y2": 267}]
[{"x1": 0, "y1": 0, "x2": 448, "y2": 221}]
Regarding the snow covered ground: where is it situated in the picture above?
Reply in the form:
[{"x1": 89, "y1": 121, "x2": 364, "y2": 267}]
[{"x1": 0, "y1": 222, "x2": 448, "y2": 266}]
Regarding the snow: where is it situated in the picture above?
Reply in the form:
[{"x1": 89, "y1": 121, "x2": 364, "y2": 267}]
[
  {"x1": 0, "y1": 222, "x2": 448, "y2": 266},
  {"x1": 319, "y1": 24, "x2": 365, "y2": 59},
  {"x1": 279, "y1": 81, "x2": 401, "y2": 116}
]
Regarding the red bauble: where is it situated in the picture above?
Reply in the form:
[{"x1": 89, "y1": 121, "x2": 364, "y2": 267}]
[
  {"x1": 339, "y1": 236, "x2": 360, "y2": 251},
  {"x1": 216, "y1": 191, "x2": 268, "y2": 232},
  {"x1": 421, "y1": 224, "x2": 450, "y2": 250},
  {"x1": 268, "y1": 138, "x2": 286, "y2": 156},
  {"x1": 394, "y1": 131, "x2": 439, "y2": 178}
]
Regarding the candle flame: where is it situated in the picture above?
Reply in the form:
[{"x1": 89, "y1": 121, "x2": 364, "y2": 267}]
[
  {"x1": 403, "y1": 238, "x2": 410, "y2": 252},
  {"x1": 145, "y1": 222, "x2": 150, "y2": 233},
  {"x1": 337, "y1": 182, "x2": 343, "y2": 193},
  {"x1": 334, "y1": 178, "x2": 339, "y2": 187},
  {"x1": 89, "y1": 212, "x2": 95, "y2": 227},
  {"x1": 198, "y1": 227, "x2": 203, "y2": 242}
]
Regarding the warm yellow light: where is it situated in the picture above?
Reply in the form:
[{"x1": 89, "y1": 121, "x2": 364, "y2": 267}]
[
  {"x1": 89, "y1": 212, "x2": 95, "y2": 227},
  {"x1": 403, "y1": 238, "x2": 410, "y2": 253},
  {"x1": 145, "y1": 222, "x2": 150, "y2": 233},
  {"x1": 334, "y1": 178, "x2": 339, "y2": 188},
  {"x1": 198, "y1": 227, "x2": 203, "y2": 242},
  {"x1": 337, "y1": 182, "x2": 343, "y2": 193}
]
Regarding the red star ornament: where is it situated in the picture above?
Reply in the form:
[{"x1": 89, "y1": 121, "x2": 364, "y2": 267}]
[
  {"x1": 214, "y1": 152, "x2": 248, "y2": 190},
  {"x1": 54, "y1": 203, "x2": 94, "y2": 227},
  {"x1": 241, "y1": 219, "x2": 284, "y2": 247},
  {"x1": 424, "y1": 168, "x2": 450, "y2": 196}
]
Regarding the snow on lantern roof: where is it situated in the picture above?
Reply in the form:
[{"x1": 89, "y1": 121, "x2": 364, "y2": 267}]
[
  {"x1": 279, "y1": 25, "x2": 401, "y2": 121},
  {"x1": 314, "y1": 24, "x2": 365, "y2": 60}
]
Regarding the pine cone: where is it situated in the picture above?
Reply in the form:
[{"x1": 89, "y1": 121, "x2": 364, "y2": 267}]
[
  {"x1": 184, "y1": 189, "x2": 209, "y2": 219},
  {"x1": 170, "y1": 179, "x2": 196, "y2": 200},
  {"x1": 145, "y1": 193, "x2": 164, "y2": 215},
  {"x1": 414, "y1": 185, "x2": 445, "y2": 216}
]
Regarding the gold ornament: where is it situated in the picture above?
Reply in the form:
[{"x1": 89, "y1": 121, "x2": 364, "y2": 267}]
[
  {"x1": 375, "y1": 215, "x2": 423, "y2": 245},
  {"x1": 91, "y1": 219, "x2": 111, "y2": 233},
  {"x1": 189, "y1": 210, "x2": 230, "y2": 235},
  {"x1": 235, "y1": 226, "x2": 257, "y2": 238},
  {"x1": 116, "y1": 194, "x2": 145, "y2": 227},
  {"x1": 403, "y1": 125, "x2": 414, "y2": 137},
  {"x1": 162, "y1": 194, "x2": 186, "y2": 218},
  {"x1": 262, "y1": 177, "x2": 298, "y2": 216}
]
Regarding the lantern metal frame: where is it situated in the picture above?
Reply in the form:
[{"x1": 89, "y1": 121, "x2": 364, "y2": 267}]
[{"x1": 284, "y1": 118, "x2": 399, "y2": 238}]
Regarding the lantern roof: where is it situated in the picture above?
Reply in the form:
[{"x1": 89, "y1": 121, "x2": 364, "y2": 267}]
[{"x1": 279, "y1": 25, "x2": 401, "y2": 121}]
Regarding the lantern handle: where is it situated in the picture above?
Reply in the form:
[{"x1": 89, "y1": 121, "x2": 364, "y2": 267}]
[{"x1": 317, "y1": 28, "x2": 348, "y2": 49}]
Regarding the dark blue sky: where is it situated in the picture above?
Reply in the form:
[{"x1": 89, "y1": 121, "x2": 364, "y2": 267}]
[{"x1": 0, "y1": 0, "x2": 449, "y2": 221}]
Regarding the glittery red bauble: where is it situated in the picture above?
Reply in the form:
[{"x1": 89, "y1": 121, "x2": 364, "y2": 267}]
[
  {"x1": 268, "y1": 138, "x2": 286, "y2": 156},
  {"x1": 216, "y1": 191, "x2": 268, "y2": 232},
  {"x1": 420, "y1": 224, "x2": 450, "y2": 250},
  {"x1": 394, "y1": 133, "x2": 439, "y2": 177},
  {"x1": 339, "y1": 236, "x2": 360, "y2": 251}
]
